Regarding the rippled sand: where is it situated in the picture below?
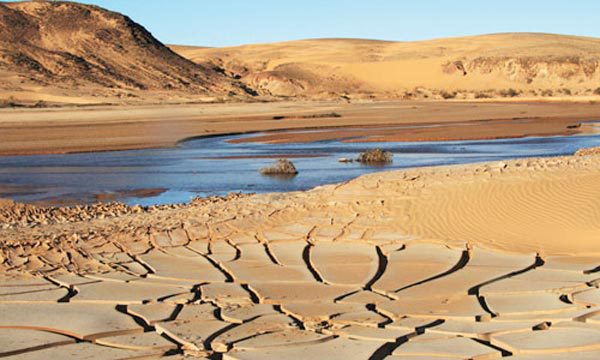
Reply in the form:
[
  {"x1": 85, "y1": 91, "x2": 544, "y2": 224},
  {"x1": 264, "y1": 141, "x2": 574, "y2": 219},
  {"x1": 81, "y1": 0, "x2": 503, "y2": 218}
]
[{"x1": 1, "y1": 152, "x2": 600, "y2": 359}]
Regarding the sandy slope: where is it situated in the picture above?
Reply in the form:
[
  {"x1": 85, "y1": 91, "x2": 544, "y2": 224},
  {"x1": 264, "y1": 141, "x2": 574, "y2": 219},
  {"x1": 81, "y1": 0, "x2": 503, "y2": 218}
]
[
  {"x1": 369, "y1": 157, "x2": 600, "y2": 254},
  {"x1": 1, "y1": 152, "x2": 600, "y2": 358},
  {"x1": 172, "y1": 33, "x2": 600, "y2": 100}
]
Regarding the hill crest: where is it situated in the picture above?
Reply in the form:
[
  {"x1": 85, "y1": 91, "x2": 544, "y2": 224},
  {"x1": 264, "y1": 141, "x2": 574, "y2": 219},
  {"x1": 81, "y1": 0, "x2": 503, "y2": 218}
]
[{"x1": 171, "y1": 32, "x2": 600, "y2": 100}]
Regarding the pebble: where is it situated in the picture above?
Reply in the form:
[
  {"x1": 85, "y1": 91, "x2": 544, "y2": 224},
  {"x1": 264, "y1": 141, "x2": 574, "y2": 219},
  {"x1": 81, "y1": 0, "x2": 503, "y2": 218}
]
[{"x1": 0, "y1": 192, "x2": 249, "y2": 230}]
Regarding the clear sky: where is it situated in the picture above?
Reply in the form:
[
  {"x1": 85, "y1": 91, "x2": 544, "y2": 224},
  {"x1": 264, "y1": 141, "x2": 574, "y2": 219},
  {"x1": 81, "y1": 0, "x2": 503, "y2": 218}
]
[{"x1": 23, "y1": 0, "x2": 600, "y2": 47}]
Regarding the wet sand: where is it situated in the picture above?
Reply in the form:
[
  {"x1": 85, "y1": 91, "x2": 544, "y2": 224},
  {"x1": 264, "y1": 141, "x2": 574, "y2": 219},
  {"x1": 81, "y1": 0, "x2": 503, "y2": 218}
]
[
  {"x1": 197, "y1": 154, "x2": 328, "y2": 160},
  {"x1": 1, "y1": 100, "x2": 599, "y2": 155},
  {"x1": 2, "y1": 151, "x2": 600, "y2": 358},
  {"x1": 231, "y1": 117, "x2": 596, "y2": 144},
  {"x1": 94, "y1": 188, "x2": 168, "y2": 202}
]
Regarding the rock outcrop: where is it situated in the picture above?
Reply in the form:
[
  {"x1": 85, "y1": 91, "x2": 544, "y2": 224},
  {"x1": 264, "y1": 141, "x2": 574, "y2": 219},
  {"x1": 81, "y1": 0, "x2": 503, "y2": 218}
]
[{"x1": 0, "y1": 1, "x2": 251, "y2": 104}]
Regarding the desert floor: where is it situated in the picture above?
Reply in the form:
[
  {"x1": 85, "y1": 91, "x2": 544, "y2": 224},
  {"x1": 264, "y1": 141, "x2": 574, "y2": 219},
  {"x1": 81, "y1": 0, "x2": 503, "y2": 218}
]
[
  {"x1": 3, "y1": 2, "x2": 600, "y2": 358},
  {"x1": 0, "y1": 100, "x2": 599, "y2": 155},
  {"x1": 2, "y1": 149, "x2": 600, "y2": 359}
]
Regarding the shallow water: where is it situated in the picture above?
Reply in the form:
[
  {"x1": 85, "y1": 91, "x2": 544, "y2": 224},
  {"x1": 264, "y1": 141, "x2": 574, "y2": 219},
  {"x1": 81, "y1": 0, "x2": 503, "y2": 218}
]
[{"x1": 1, "y1": 128, "x2": 600, "y2": 206}]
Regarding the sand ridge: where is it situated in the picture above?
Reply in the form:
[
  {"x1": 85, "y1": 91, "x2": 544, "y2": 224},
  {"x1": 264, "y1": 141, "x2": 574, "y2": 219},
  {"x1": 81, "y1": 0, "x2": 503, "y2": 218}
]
[
  {"x1": 1, "y1": 152, "x2": 600, "y2": 358},
  {"x1": 172, "y1": 33, "x2": 600, "y2": 100}
]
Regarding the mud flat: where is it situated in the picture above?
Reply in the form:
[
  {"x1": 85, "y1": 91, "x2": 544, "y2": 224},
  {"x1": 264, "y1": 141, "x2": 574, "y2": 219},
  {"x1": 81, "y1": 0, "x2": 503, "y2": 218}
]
[
  {"x1": 1, "y1": 149, "x2": 600, "y2": 358},
  {"x1": 1, "y1": 100, "x2": 599, "y2": 156}
]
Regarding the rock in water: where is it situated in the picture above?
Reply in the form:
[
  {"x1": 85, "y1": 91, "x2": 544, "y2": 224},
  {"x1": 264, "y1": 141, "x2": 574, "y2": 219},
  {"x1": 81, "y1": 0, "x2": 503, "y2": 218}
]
[
  {"x1": 357, "y1": 149, "x2": 393, "y2": 164},
  {"x1": 260, "y1": 159, "x2": 299, "y2": 175}
]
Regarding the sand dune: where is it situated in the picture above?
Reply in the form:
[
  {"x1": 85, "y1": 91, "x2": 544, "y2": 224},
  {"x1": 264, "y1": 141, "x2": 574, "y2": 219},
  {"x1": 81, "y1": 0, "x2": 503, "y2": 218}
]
[
  {"x1": 382, "y1": 159, "x2": 600, "y2": 254},
  {"x1": 172, "y1": 33, "x2": 600, "y2": 100},
  {"x1": 2, "y1": 152, "x2": 600, "y2": 358}
]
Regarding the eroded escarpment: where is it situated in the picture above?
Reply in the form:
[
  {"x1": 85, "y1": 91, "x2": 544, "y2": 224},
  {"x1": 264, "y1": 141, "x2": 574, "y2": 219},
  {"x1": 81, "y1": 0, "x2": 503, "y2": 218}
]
[
  {"x1": 2, "y1": 154, "x2": 600, "y2": 359},
  {"x1": 173, "y1": 33, "x2": 600, "y2": 100}
]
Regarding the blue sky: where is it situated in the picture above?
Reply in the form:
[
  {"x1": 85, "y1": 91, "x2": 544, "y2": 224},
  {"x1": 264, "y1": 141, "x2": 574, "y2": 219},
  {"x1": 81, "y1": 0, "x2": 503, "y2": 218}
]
[{"x1": 26, "y1": 1, "x2": 600, "y2": 46}]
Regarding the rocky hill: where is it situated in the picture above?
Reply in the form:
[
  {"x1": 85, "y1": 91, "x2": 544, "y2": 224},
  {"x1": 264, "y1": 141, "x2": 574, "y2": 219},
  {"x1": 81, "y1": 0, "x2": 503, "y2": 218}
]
[{"x1": 0, "y1": 1, "x2": 251, "y2": 105}]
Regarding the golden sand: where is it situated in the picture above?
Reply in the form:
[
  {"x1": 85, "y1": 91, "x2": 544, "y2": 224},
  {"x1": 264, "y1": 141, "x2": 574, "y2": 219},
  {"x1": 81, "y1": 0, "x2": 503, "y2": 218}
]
[{"x1": 172, "y1": 33, "x2": 600, "y2": 100}]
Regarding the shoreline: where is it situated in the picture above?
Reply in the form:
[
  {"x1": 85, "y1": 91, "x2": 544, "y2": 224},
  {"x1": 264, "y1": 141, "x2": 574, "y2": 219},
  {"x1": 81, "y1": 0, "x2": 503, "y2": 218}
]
[
  {"x1": 1, "y1": 100, "x2": 599, "y2": 156},
  {"x1": 228, "y1": 117, "x2": 597, "y2": 145},
  {"x1": 0, "y1": 117, "x2": 592, "y2": 158},
  {"x1": 2, "y1": 124, "x2": 600, "y2": 208},
  {"x1": 2, "y1": 149, "x2": 600, "y2": 256}
]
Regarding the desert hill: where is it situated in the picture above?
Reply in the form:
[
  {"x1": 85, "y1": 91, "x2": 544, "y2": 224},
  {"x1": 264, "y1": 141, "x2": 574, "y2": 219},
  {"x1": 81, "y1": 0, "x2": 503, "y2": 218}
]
[
  {"x1": 2, "y1": 1, "x2": 599, "y2": 105},
  {"x1": 0, "y1": 1, "x2": 251, "y2": 105},
  {"x1": 171, "y1": 33, "x2": 600, "y2": 100}
]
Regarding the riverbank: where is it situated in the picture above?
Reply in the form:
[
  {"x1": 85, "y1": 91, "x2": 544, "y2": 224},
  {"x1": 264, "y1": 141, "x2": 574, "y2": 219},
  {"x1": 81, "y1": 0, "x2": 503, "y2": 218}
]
[
  {"x1": 2, "y1": 149, "x2": 599, "y2": 255},
  {"x1": 1, "y1": 100, "x2": 599, "y2": 156},
  {"x1": 3, "y1": 126, "x2": 600, "y2": 207}
]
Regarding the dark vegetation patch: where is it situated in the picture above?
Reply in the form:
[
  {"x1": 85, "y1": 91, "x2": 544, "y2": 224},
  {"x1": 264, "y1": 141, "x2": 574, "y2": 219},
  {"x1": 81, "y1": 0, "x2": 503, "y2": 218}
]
[
  {"x1": 357, "y1": 149, "x2": 393, "y2": 164},
  {"x1": 260, "y1": 159, "x2": 299, "y2": 175},
  {"x1": 272, "y1": 112, "x2": 342, "y2": 120}
]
